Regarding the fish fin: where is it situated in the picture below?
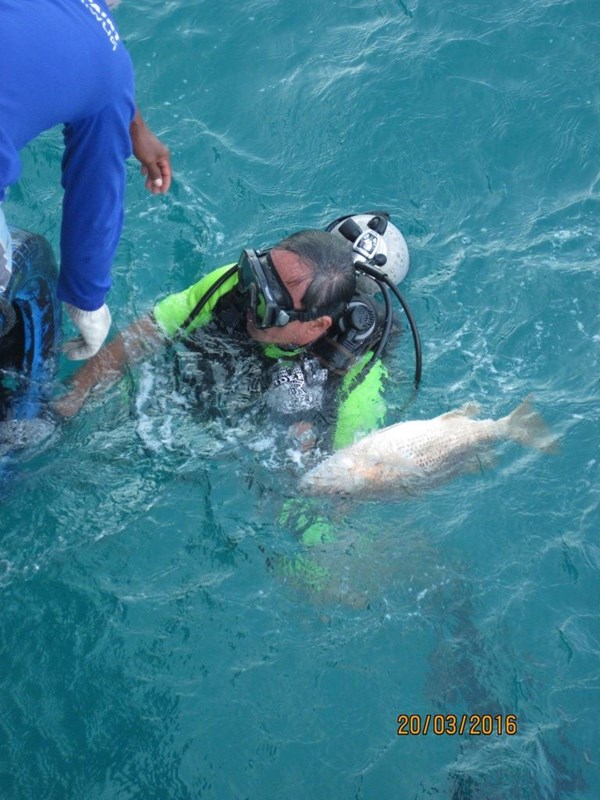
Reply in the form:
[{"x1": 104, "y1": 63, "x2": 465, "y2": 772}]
[
  {"x1": 364, "y1": 453, "x2": 422, "y2": 474},
  {"x1": 460, "y1": 401, "x2": 482, "y2": 418},
  {"x1": 355, "y1": 464, "x2": 386, "y2": 482},
  {"x1": 506, "y1": 397, "x2": 558, "y2": 453},
  {"x1": 463, "y1": 450, "x2": 498, "y2": 473},
  {"x1": 439, "y1": 402, "x2": 482, "y2": 421},
  {"x1": 378, "y1": 458, "x2": 426, "y2": 481},
  {"x1": 353, "y1": 457, "x2": 423, "y2": 492}
]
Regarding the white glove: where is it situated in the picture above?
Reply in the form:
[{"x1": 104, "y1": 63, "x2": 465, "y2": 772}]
[{"x1": 63, "y1": 303, "x2": 112, "y2": 360}]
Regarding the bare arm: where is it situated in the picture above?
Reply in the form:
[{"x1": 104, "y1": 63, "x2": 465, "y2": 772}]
[
  {"x1": 130, "y1": 106, "x2": 172, "y2": 194},
  {"x1": 54, "y1": 314, "x2": 165, "y2": 418},
  {"x1": 106, "y1": 0, "x2": 171, "y2": 193}
]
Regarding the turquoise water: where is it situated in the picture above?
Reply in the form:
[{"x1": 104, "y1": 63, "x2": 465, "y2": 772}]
[{"x1": 2, "y1": 0, "x2": 599, "y2": 797}]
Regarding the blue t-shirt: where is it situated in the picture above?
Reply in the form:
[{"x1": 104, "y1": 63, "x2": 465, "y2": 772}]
[{"x1": 0, "y1": 0, "x2": 135, "y2": 310}]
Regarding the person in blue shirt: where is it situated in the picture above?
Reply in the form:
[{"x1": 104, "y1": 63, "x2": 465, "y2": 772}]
[{"x1": 0, "y1": 0, "x2": 171, "y2": 360}]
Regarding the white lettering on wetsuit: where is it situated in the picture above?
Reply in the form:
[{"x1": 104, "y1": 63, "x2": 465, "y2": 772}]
[
  {"x1": 79, "y1": 0, "x2": 120, "y2": 51},
  {"x1": 265, "y1": 360, "x2": 328, "y2": 415}
]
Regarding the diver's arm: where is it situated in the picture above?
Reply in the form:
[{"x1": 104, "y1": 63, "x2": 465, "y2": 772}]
[
  {"x1": 331, "y1": 356, "x2": 388, "y2": 450},
  {"x1": 130, "y1": 107, "x2": 172, "y2": 195},
  {"x1": 54, "y1": 314, "x2": 164, "y2": 418}
]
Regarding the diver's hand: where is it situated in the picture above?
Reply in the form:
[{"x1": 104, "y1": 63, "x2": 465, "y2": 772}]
[
  {"x1": 52, "y1": 389, "x2": 88, "y2": 419},
  {"x1": 130, "y1": 110, "x2": 172, "y2": 195},
  {"x1": 289, "y1": 422, "x2": 317, "y2": 452},
  {"x1": 63, "y1": 303, "x2": 112, "y2": 360}
]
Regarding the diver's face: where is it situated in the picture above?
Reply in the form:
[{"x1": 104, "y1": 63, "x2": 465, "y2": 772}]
[{"x1": 246, "y1": 249, "x2": 331, "y2": 347}]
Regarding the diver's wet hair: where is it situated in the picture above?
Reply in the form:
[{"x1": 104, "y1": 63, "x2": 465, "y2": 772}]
[{"x1": 275, "y1": 230, "x2": 355, "y2": 317}]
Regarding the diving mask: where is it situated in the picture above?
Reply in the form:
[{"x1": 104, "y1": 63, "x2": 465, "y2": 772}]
[{"x1": 237, "y1": 248, "x2": 322, "y2": 329}]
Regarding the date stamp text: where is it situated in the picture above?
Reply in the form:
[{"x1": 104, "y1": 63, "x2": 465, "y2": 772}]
[{"x1": 396, "y1": 713, "x2": 517, "y2": 736}]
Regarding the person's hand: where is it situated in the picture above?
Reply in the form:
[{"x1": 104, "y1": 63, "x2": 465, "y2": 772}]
[
  {"x1": 289, "y1": 422, "x2": 317, "y2": 452},
  {"x1": 130, "y1": 113, "x2": 172, "y2": 195},
  {"x1": 52, "y1": 389, "x2": 88, "y2": 419},
  {"x1": 63, "y1": 303, "x2": 112, "y2": 360}
]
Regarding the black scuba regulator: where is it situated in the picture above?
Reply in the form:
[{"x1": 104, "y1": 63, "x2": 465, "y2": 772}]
[{"x1": 309, "y1": 291, "x2": 381, "y2": 375}]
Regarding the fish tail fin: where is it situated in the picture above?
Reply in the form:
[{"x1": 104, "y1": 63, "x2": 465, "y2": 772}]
[
  {"x1": 461, "y1": 401, "x2": 482, "y2": 418},
  {"x1": 506, "y1": 397, "x2": 558, "y2": 453}
]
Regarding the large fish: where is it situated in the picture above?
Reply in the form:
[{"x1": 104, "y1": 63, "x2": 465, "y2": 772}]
[{"x1": 300, "y1": 398, "x2": 554, "y2": 497}]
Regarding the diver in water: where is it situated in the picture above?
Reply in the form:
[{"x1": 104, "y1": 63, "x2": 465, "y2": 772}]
[
  {"x1": 0, "y1": 0, "x2": 171, "y2": 365},
  {"x1": 54, "y1": 213, "x2": 418, "y2": 453},
  {"x1": 54, "y1": 212, "x2": 420, "y2": 586}
]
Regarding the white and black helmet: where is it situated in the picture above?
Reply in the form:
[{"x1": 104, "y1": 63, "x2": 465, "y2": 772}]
[{"x1": 326, "y1": 211, "x2": 409, "y2": 287}]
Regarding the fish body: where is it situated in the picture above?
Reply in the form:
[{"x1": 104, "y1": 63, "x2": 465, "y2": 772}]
[{"x1": 300, "y1": 399, "x2": 552, "y2": 497}]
